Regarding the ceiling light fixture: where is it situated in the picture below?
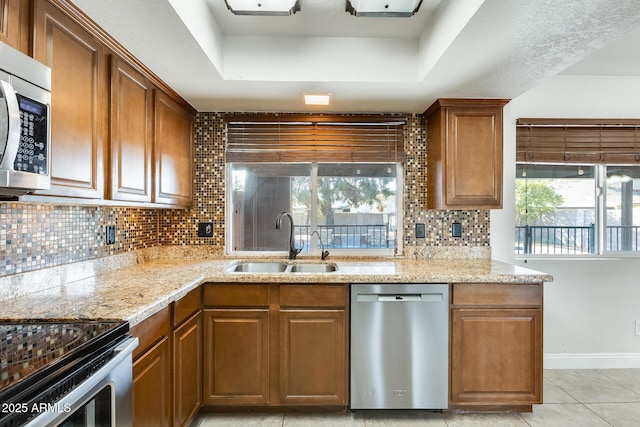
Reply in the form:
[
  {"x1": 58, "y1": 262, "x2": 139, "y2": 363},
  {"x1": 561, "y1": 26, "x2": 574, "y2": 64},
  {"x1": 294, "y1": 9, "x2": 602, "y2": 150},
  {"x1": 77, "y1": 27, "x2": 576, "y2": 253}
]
[
  {"x1": 224, "y1": 0, "x2": 301, "y2": 16},
  {"x1": 303, "y1": 93, "x2": 332, "y2": 106},
  {"x1": 345, "y1": 0, "x2": 423, "y2": 17}
]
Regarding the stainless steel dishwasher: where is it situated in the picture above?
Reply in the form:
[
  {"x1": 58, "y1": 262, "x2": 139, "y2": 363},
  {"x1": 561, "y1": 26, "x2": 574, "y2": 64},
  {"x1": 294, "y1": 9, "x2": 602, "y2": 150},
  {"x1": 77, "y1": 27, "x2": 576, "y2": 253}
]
[{"x1": 350, "y1": 283, "x2": 449, "y2": 409}]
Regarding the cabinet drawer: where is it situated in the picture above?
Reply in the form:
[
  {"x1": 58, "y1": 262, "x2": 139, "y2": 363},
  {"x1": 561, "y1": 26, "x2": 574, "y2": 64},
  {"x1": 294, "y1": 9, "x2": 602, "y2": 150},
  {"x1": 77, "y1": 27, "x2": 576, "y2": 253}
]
[
  {"x1": 452, "y1": 283, "x2": 542, "y2": 307},
  {"x1": 130, "y1": 306, "x2": 171, "y2": 360},
  {"x1": 280, "y1": 285, "x2": 346, "y2": 308},
  {"x1": 173, "y1": 287, "x2": 201, "y2": 327},
  {"x1": 203, "y1": 284, "x2": 269, "y2": 307}
]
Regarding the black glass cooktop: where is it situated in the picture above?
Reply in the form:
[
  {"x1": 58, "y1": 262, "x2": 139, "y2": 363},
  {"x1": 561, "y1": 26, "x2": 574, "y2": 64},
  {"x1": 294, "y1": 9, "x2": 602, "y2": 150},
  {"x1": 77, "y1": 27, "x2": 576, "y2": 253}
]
[{"x1": 0, "y1": 321, "x2": 127, "y2": 392}]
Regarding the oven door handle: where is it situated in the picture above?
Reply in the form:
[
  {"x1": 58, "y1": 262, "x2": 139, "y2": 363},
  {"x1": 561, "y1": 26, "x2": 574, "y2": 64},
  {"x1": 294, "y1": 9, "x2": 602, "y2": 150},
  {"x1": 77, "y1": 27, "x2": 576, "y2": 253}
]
[
  {"x1": 24, "y1": 336, "x2": 139, "y2": 427},
  {"x1": 0, "y1": 79, "x2": 20, "y2": 169}
]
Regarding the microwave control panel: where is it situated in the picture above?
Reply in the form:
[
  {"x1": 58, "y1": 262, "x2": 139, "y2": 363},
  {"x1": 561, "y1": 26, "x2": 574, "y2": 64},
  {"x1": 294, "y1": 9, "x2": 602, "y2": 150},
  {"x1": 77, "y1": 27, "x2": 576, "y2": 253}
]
[{"x1": 14, "y1": 94, "x2": 48, "y2": 175}]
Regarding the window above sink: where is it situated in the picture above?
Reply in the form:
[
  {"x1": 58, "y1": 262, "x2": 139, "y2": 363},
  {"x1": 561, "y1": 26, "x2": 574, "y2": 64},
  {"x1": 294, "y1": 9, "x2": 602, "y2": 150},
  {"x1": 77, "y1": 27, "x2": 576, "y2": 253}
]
[
  {"x1": 225, "y1": 115, "x2": 404, "y2": 259},
  {"x1": 226, "y1": 162, "x2": 402, "y2": 258}
]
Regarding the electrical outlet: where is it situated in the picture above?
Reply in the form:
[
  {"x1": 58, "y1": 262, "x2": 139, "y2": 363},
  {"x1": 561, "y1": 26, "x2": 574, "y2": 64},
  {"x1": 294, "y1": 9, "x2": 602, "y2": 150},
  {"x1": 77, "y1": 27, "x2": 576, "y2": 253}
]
[
  {"x1": 198, "y1": 222, "x2": 214, "y2": 238},
  {"x1": 106, "y1": 225, "x2": 116, "y2": 245},
  {"x1": 636, "y1": 320, "x2": 640, "y2": 336},
  {"x1": 415, "y1": 223, "x2": 425, "y2": 239}
]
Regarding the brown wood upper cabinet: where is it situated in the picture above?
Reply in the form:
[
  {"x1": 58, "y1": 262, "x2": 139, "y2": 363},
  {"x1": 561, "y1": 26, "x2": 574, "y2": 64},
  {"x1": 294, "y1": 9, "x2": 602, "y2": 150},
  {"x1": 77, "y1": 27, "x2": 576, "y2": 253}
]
[
  {"x1": 424, "y1": 98, "x2": 509, "y2": 209},
  {"x1": 32, "y1": 0, "x2": 107, "y2": 199},
  {"x1": 154, "y1": 90, "x2": 193, "y2": 207},
  {"x1": 0, "y1": 0, "x2": 30, "y2": 53},
  {"x1": 109, "y1": 57, "x2": 153, "y2": 203},
  {"x1": 28, "y1": 0, "x2": 194, "y2": 207}
]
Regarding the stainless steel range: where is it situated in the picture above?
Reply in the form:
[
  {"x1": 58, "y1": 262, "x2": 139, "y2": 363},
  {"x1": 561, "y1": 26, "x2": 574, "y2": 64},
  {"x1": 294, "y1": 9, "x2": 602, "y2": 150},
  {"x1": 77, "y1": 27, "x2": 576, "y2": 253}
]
[{"x1": 0, "y1": 321, "x2": 138, "y2": 427}]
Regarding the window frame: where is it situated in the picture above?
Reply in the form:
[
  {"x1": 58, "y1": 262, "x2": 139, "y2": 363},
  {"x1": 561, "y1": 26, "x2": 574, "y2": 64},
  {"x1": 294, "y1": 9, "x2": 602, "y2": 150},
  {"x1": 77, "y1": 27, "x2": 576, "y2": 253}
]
[
  {"x1": 225, "y1": 162, "x2": 404, "y2": 258},
  {"x1": 515, "y1": 162, "x2": 640, "y2": 258}
]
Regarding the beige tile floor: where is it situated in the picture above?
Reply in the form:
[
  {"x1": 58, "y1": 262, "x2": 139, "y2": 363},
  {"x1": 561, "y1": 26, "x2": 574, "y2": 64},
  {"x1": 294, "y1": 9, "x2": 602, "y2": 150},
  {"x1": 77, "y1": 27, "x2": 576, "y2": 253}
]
[{"x1": 192, "y1": 369, "x2": 640, "y2": 427}]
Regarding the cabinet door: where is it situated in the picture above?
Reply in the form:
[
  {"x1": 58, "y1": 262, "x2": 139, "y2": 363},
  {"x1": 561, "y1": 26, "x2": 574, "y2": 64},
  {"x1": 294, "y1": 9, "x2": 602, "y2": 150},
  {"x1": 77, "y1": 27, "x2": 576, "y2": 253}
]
[
  {"x1": 450, "y1": 308, "x2": 542, "y2": 406},
  {"x1": 173, "y1": 311, "x2": 202, "y2": 427},
  {"x1": 33, "y1": 0, "x2": 106, "y2": 198},
  {"x1": 0, "y1": 0, "x2": 29, "y2": 52},
  {"x1": 133, "y1": 336, "x2": 171, "y2": 427},
  {"x1": 279, "y1": 310, "x2": 346, "y2": 406},
  {"x1": 109, "y1": 57, "x2": 153, "y2": 202},
  {"x1": 425, "y1": 99, "x2": 508, "y2": 209},
  {"x1": 154, "y1": 90, "x2": 193, "y2": 207},
  {"x1": 203, "y1": 309, "x2": 270, "y2": 405},
  {"x1": 444, "y1": 106, "x2": 503, "y2": 208}
]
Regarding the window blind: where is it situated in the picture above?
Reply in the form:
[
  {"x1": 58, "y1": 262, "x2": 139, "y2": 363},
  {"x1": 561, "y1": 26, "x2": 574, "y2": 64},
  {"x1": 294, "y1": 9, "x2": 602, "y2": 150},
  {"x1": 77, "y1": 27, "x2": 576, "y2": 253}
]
[
  {"x1": 516, "y1": 118, "x2": 640, "y2": 164},
  {"x1": 225, "y1": 115, "x2": 405, "y2": 163}
]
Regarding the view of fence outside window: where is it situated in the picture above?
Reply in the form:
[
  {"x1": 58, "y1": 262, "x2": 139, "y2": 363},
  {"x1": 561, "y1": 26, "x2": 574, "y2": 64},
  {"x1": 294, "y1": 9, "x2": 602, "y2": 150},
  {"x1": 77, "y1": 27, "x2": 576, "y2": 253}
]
[
  {"x1": 229, "y1": 163, "x2": 399, "y2": 255},
  {"x1": 605, "y1": 166, "x2": 640, "y2": 252},
  {"x1": 515, "y1": 164, "x2": 595, "y2": 255},
  {"x1": 515, "y1": 163, "x2": 640, "y2": 255}
]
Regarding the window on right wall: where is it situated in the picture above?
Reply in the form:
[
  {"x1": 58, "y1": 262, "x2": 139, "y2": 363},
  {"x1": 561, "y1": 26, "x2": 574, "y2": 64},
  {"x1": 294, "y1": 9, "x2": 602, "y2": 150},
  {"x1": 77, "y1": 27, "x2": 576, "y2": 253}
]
[{"x1": 515, "y1": 119, "x2": 640, "y2": 256}]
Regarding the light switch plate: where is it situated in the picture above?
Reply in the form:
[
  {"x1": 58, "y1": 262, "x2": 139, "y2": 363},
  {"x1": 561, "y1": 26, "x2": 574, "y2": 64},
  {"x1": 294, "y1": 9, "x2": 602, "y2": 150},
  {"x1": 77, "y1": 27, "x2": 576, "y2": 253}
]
[
  {"x1": 452, "y1": 222, "x2": 462, "y2": 238},
  {"x1": 106, "y1": 225, "x2": 116, "y2": 245}
]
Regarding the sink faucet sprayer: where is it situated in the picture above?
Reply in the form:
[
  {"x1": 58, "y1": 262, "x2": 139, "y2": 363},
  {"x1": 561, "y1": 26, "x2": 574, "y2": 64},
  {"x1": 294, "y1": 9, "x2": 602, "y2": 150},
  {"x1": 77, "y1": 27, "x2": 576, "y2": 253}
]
[
  {"x1": 311, "y1": 230, "x2": 329, "y2": 261},
  {"x1": 275, "y1": 212, "x2": 302, "y2": 260}
]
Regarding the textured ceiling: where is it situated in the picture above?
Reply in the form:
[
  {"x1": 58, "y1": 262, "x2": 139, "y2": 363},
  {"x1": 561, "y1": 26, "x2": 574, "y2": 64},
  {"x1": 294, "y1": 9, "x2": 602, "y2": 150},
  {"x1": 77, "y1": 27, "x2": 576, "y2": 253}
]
[{"x1": 71, "y1": 0, "x2": 640, "y2": 113}]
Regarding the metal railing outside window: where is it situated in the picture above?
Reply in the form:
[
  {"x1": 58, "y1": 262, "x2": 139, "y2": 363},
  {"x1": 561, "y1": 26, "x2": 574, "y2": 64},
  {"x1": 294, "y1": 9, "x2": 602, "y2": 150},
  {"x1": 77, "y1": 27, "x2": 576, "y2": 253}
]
[
  {"x1": 516, "y1": 225, "x2": 640, "y2": 254},
  {"x1": 605, "y1": 225, "x2": 640, "y2": 252},
  {"x1": 515, "y1": 225, "x2": 595, "y2": 254},
  {"x1": 295, "y1": 224, "x2": 392, "y2": 251}
]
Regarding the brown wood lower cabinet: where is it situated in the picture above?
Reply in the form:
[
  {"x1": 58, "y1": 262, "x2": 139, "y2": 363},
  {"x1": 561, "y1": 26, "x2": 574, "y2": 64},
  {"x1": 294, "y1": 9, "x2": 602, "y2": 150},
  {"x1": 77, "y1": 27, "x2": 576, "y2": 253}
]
[
  {"x1": 133, "y1": 337, "x2": 171, "y2": 426},
  {"x1": 450, "y1": 283, "x2": 543, "y2": 410},
  {"x1": 173, "y1": 311, "x2": 202, "y2": 426},
  {"x1": 202, "y1": 283, "x2": 348, "y2": 408},
  {"x1": 129, "y1": 281, "x2": 545, "y2": 420},
  {"x1": 130, "y1": 307, "x2": 172, "y2": 427},
  {"x1": 279, "y1": 309, "x2": 346, "y2": 406},
  {"x1": 130, "y1": 288, "x2": 202, "y2": 427},
  {"x1": 203, "y1": 309, "x2": 270, "y2": 406}
]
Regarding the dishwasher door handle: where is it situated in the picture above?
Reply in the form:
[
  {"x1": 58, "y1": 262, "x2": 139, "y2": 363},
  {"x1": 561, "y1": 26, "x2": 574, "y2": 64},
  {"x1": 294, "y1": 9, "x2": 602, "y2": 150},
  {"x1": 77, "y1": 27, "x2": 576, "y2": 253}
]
[{"x1": 356, "y1": 293, "x2": 444, "y2": 302}]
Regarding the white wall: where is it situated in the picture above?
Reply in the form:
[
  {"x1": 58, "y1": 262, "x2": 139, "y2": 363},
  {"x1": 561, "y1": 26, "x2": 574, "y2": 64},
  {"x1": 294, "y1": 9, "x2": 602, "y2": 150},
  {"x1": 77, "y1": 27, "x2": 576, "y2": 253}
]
[{"x1": 491, "y1": 75, "x2": 640, "y2": 368}]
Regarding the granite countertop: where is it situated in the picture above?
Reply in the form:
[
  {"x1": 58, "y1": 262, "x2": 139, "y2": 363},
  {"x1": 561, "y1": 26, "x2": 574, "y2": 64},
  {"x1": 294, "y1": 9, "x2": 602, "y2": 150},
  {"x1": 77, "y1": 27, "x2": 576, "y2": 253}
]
[{"x1": 0, "y1": 256, "x2": 552, "y2": 327}]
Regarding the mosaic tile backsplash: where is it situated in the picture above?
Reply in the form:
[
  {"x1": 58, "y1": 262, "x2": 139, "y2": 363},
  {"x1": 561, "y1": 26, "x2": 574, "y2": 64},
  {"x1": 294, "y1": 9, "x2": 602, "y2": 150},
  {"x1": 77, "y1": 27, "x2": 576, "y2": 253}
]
[
  {"x1": 0, "y1": 204, "x2": 157, "y2": 276},
  {"x1": 0, "y1": 112, "x2": 490, "y2": 277}
]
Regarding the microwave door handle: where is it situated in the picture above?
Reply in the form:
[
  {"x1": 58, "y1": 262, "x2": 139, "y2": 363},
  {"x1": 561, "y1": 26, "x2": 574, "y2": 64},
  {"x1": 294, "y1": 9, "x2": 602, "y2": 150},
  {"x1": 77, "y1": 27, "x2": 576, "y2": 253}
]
[{"x1": 0, "y1": 80, "x2": 21, "y2": 169}]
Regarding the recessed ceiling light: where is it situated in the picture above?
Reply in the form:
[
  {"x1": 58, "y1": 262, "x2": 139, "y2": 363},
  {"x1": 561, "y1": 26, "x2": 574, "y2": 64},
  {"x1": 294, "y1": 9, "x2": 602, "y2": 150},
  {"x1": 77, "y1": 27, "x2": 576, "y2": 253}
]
[
  {"x1": 346, "y1": 0, "x2": 423, "y2": 17},
  {"x1": 224, "y1": 0, "x2": 301, "y2": 16},
  {"x1": 303, "y1": 93, "x2": 332, "y2": 106}
]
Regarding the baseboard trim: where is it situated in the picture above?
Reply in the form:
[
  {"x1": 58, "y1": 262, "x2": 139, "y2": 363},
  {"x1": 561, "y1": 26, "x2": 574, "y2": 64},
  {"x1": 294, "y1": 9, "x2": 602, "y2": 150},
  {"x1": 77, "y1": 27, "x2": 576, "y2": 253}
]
[{"x1": 544, "y1": 353, "x2": 640, "y2": 369}]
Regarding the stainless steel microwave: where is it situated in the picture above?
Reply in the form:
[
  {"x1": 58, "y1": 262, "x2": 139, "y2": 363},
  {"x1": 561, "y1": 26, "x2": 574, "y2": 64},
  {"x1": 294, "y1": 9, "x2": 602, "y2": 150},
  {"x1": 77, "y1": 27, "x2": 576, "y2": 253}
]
[{"x1": 0, "y1": 41, "x2": 51, "y2": 196}]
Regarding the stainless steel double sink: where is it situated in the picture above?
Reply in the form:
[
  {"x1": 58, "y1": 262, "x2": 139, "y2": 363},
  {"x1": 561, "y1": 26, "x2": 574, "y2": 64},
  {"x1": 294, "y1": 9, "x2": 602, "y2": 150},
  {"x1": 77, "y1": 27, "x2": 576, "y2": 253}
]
[{"x1": 227, "y1": 261, "x2": 338, "y2": 274}]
